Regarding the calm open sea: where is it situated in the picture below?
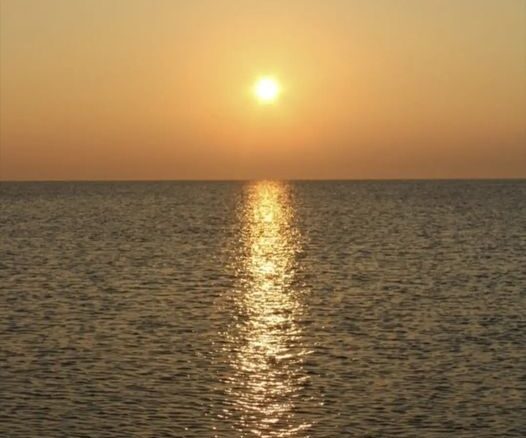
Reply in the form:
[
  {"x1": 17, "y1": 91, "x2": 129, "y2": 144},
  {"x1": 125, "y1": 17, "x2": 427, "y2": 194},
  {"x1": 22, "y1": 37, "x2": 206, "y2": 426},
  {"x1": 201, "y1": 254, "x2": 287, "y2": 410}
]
[{"x1": 1, "y1": 180, "x2": 525, "y2": 437}]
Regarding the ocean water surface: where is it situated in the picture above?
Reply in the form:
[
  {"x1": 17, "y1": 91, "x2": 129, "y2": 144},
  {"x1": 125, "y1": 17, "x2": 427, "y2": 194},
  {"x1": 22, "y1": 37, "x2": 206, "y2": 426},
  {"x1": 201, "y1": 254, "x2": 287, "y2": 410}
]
[{"x1": 1, "y1": 180, "x2": 525, "y2": 437}]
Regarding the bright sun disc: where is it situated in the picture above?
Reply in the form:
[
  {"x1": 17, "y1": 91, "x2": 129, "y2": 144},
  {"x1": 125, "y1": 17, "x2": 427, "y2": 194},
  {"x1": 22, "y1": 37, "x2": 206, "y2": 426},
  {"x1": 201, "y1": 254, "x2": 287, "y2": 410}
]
[{"x1": 254, "y1": 77, "x2": 280, "y2": 103}]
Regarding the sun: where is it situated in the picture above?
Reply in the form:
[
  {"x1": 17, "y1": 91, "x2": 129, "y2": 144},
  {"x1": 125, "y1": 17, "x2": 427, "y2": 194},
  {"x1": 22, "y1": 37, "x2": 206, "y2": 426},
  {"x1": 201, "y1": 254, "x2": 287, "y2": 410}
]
[{"x1": 254, "y1": 76, "x2": 280, "y2": 104}]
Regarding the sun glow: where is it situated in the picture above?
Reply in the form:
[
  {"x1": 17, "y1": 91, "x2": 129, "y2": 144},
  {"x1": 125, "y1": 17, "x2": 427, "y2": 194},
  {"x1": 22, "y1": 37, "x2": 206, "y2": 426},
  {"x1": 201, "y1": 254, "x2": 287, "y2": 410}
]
[{"x1": 254, "y1": 76, "x2": 280, "y2": 103}]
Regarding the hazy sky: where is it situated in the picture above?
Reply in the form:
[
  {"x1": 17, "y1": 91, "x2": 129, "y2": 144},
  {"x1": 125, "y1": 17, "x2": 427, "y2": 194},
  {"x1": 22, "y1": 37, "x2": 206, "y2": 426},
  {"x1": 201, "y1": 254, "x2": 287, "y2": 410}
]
[{"x1": 1, "y1": 0, "x2": 525, "y2": 180}]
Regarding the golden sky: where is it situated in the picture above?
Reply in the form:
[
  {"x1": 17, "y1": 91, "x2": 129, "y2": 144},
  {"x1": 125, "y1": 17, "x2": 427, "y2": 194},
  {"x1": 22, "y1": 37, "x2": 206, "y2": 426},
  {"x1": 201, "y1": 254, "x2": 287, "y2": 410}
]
[{"x1": 1, "y1": 0, "x2": 525, "y2": 180}]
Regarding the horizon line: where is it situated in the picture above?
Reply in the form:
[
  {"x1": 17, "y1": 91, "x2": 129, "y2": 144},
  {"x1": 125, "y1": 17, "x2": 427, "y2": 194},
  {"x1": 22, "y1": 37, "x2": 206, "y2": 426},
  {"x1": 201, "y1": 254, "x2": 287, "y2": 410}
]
[{"x1": 1, "y1": 177, "x2": 525, "y2": 183}]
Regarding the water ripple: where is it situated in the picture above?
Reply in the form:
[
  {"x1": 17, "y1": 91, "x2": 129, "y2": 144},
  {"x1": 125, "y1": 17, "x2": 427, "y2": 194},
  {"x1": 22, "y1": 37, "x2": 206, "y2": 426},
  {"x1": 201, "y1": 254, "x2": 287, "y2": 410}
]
[{"x1": 1, "y1": 180, "x2": 525, "y2": 437}]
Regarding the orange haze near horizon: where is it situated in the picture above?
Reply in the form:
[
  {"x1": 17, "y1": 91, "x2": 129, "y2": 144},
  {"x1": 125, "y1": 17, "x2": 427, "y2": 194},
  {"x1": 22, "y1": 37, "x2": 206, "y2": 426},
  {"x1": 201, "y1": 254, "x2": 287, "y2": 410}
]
[{"x1": 1, "y1": 0, "x2": 525, "y2": 180}]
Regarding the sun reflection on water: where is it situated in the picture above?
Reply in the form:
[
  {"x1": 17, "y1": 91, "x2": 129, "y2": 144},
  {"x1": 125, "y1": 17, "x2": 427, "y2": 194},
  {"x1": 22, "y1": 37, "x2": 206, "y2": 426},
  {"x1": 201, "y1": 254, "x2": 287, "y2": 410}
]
[{"x1": 223, "y1": 181, "x2": 310, "y2": 437}]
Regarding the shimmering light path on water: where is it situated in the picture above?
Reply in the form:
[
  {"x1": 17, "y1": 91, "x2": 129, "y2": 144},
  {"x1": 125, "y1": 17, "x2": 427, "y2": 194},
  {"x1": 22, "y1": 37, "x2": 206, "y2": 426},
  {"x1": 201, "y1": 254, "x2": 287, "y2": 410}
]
[
  {"x1": 221, "y1": 182, "x2": 311, "y2": 436},
  {"x1": 1, "y1": 180, "x2": 525, "y2": 437}
]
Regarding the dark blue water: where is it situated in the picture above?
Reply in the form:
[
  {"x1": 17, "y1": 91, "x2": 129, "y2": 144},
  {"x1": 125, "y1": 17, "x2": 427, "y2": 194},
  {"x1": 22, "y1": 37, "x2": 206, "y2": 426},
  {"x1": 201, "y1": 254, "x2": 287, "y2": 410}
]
[{"x1": 1, "y1": 180, "x2": 525, "y2": 437}]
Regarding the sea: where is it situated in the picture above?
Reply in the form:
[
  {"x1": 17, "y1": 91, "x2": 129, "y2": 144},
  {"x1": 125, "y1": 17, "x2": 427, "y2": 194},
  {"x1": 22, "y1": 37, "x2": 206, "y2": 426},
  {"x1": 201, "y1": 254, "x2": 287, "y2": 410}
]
[{"x1": 1, "y1": 180, "x2": 525, "y2": 437}]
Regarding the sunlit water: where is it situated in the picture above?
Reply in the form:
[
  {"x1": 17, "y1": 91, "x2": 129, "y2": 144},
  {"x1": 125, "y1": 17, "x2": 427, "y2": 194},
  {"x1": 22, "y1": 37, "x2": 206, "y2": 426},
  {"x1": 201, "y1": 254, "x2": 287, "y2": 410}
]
[{"x1": 1, "y1": 180, "x2": 525, "y2": 437}]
